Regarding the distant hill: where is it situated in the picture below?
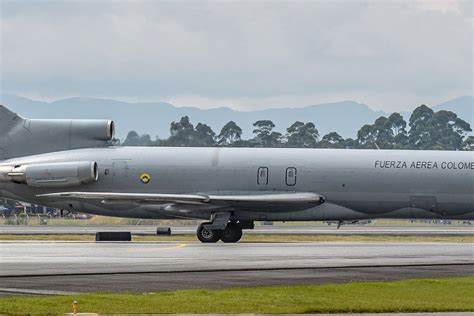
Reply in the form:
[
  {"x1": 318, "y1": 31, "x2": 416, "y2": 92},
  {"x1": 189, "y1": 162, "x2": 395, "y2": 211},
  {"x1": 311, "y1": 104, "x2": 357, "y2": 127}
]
[
  {"x1": 0, "y1": 94, "x2": 472, "y2": 140},
  {"x1": 432, "y1": 96, "x2": 473, "y2": 123}
]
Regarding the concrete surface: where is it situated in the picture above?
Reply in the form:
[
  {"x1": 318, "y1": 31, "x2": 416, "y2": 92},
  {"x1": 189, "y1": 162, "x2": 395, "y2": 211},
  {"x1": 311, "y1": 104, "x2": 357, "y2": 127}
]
[
  {"x1": 1, "y1": 242, "x2": 473, "y2": 276},
  {"x1": 0, "y1": 241, "x2": 472, "y2": 295}
]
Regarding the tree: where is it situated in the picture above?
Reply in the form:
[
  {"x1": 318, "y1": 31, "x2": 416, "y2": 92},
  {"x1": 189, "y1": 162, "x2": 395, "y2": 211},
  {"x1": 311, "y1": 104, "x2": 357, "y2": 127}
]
[
  {"x1": 286, "y1": 121, "x2": 319, "y2": 148},
  {"x1": 387, "y1": 113, "x2": 407, "y2": 135},
  {"x1": 122, "y1": 131, "x2": 140, "y2": 146},
  {"x1": 122, "y1": 131, "x2": 154, "y2": 146},
  {"x1": 230, "y1": 139, "x2": 259, "y2": 147},
  {"x1": 462, "y1": 136, "x2": 474, "y2": 151},
  {"x1": 166, "y1": 116, "x2": 195, "y2": 146},
  {"x1": 356, "y1": 124, "x2": 378, "y2": 149},
  {"x1": 138, "y1": 134, "x2": 153, "y2": 146},
  {"x1": 344, "y1": 138, "x2": 358, "y2": 149},
  {"x1": 194, "y1": 123, "x2": 216, "y2": 147},
  {"x1": 408, "y1": 105, "x2": 434, "y2": 149},
  {"x1": 217, "y1": 121, "x2": 242, "y2": 146},
  {"x1": 427, "y1": 110, "x2": 472, "y2": 150},
  {"x1": 370, "y1": 116, "x2": 392, "y2": 148},
  {"x1": 318, "y1": 132, "x2": 345, "y2": 148},
  {"x1": 408, "y1": 105, "x2": 472, "y2": 150},
  {"x1": 356, "y1": 113, "x2": 408, "y2": 149},
  {"x1": 386, "y1": 113, "x2": 408, "y2": 148},
  {"x1": 252, "y1": 120, "x2": 282, "y2": 147}
]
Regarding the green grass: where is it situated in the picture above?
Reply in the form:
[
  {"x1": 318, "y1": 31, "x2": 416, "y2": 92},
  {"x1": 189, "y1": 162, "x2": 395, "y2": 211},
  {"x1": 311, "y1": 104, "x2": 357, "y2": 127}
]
[
  {"x1": 0, "y1": 277, "x2": 473, "y2": 314},
  {"x1": 0, "y1": 233, "x2": 473, "y2": 243}
]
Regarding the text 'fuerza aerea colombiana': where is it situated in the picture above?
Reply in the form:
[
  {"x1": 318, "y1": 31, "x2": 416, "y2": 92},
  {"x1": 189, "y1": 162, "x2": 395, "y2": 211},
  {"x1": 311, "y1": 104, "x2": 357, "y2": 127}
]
[{"x1": 374, "y1": 160, "x2": 474, "y2": 170}]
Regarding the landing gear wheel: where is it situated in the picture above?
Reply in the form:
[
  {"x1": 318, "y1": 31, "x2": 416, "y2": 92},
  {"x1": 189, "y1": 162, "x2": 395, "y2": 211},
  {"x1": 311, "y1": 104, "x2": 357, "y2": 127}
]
[
  {"x1": 197, "y1": 222, "x2": 222, "y2": 243},
  {"x1": 220, "y1": 222, "x2": 243, "y2": 243}
]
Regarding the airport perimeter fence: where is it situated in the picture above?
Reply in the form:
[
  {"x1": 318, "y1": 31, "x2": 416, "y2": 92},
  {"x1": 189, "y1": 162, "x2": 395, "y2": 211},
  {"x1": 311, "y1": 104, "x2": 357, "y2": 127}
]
[
  {"x1": 0, "y1": 214, "x2": 471, "y2": 227},
  {"x1": 0, "y1": 214, "x2": 201, "y2": 226}
]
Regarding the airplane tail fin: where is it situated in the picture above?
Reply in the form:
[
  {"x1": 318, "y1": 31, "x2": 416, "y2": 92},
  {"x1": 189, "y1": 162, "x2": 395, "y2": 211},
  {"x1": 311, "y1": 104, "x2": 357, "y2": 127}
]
[
  {"x1": 0, "y1": 105, "x2": 24, "y2": 134},
  {"x1": 0, "y1": 105, "x2": 25, "y2": 160}
]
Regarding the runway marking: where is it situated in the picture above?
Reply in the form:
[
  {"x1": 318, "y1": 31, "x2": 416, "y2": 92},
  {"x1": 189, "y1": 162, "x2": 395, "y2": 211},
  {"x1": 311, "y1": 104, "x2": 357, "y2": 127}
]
[{"x1": 154, "y1": 243, "x2": 187, "y2": 251}]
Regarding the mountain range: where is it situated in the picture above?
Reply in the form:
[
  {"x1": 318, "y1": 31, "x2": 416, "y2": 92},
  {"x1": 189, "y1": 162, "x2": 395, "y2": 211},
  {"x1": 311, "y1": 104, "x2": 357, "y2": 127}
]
[{"x1": 0, "y1": 94, "x2": 472, "y2": 140}]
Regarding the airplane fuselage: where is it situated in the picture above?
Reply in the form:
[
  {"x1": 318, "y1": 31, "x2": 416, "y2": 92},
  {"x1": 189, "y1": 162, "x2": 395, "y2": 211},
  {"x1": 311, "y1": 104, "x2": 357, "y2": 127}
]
[{"x1": 1, "y1": 147, "x2": 473, "y2": 221}]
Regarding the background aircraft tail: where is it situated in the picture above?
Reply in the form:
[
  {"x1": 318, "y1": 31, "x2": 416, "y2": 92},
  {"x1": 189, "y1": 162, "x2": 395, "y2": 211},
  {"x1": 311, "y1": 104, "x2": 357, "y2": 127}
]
[
  {"x1": 0, "y1": 104, "x2": 115, "y2": 160},
  {"x1": 0, "y1": 105, "x2": 23, "y2": 133},
  {"x1": 0, "y1": 105, "x2": 25, "y2": 160}
]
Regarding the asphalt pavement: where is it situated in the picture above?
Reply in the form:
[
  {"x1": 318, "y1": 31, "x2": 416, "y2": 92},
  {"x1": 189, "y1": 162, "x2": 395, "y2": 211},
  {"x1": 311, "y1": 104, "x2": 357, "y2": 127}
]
[{"x1": 0, "y1": 241, "x2": 472, "y2": 295}]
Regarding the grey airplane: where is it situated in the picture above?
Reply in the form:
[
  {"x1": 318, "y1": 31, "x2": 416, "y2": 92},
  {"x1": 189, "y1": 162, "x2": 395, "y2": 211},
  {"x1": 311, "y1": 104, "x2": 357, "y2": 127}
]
[{"x1": 0, "y1": 105, "x2": 473, "y2": 242}]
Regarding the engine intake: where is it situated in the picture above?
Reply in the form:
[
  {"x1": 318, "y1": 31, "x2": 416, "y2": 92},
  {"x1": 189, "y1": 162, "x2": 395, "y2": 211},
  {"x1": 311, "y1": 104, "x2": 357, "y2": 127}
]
[{"x1": 0, "y1": 161, "x2": 98, "y2": 188}]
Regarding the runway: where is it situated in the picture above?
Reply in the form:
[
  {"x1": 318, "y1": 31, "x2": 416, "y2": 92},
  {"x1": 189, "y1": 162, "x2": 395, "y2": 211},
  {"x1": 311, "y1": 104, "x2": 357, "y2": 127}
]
[
  {"x1": 1, "y1": 224, "x2": 473, "y2": 236},
  {"x1": 0, "y1": 241, "x2": 472, "y2": 295}
]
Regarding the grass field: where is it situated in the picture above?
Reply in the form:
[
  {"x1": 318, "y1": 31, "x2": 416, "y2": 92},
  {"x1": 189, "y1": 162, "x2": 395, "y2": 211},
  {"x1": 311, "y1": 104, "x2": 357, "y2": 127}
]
[
  {"x1": 0, "y1": 277, "x2": 473, "y2": 314},
  {"x1": 0, "y1": 233, "x2": 473, "y2": 243}
]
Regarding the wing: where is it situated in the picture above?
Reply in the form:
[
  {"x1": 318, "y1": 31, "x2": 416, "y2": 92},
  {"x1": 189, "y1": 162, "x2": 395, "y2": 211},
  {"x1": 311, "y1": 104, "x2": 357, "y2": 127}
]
[{"x1": 37, "y1": 191, "x2": 324, "y2": 212}]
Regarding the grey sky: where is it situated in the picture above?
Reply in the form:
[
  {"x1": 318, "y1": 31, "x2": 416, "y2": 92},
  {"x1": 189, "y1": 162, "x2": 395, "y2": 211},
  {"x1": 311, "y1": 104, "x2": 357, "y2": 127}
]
[{"x1": 0, "y1": 0, "x2": 472, "y2": 111}]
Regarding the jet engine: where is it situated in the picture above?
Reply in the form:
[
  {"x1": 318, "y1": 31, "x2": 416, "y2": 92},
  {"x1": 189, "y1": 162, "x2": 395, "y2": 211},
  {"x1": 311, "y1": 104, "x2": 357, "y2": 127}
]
[
  {"x1": 0, "y1": 105, "x2": 115, "y2": 159},
  {"x1": 0, "y1": 161, "x2": 98, "y2": 188}
]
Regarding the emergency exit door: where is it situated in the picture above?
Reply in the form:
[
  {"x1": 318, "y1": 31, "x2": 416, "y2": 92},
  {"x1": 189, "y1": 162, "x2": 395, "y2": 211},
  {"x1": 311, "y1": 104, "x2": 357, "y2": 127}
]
[
  {"x1": 257, "y1": 167, "x2": 268, "y2": 190},
  {"x1": 112, "y1": 160, "x2": 129, "y2": 185},
  {"x1": 286, "y1": 167, "x2": 297, "y2": 186},
  {"x1": 410, "y1": 196, "x2": 437, "y2": 212}
]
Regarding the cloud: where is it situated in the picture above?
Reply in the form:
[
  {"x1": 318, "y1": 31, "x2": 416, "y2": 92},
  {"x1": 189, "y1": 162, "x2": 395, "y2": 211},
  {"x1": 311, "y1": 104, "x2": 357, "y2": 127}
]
[
  {"x1": 0, "y1": 0, "x2": 472, "y2": 111},
  {"x1": 414, "y1": 0, "x2": 463, "y2": 14}
]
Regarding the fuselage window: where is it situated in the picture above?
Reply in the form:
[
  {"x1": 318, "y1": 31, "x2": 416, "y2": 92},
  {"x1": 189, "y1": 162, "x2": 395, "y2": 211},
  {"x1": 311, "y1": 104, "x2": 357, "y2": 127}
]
[{"x1": 286, "y1": 167, "x2": 297, "y2": 186}]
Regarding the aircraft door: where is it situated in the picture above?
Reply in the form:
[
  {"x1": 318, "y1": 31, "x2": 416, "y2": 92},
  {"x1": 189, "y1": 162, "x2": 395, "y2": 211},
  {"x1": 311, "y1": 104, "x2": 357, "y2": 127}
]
[
  {"x1": 410, "y1": 196, "x2": 438, "y2": 212},
  {"x1": 257, "y1": 167, "x2": 268, "y2": 190},
  {"x1": 112, "y1": 160, "x2": 129, "y2": 185},
  {"x1": 286, "y1": 167, "x2": 297, "y2": 186}
]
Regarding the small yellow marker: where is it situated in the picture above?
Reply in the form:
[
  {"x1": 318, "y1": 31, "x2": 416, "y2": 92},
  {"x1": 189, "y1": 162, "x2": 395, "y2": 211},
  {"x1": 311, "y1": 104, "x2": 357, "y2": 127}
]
[
  {"x1": 140, "y1": 172, "x2": 151, "y2": 184},
  {"x1": 72, "y1": 300, "x2": 78, "y2": 314}
]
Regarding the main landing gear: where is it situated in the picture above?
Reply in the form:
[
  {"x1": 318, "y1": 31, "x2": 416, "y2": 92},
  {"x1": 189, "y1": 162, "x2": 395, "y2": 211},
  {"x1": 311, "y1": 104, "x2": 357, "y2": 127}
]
[
  {"x1": 196, "y1": 212, "x2": 251, "y2": 243},
  {"x1": 197, "y1": 221, "x2": 242, "y2": 243},
  {"x1": 197, "y1": 223, "x2": 224, "y2": 243}
]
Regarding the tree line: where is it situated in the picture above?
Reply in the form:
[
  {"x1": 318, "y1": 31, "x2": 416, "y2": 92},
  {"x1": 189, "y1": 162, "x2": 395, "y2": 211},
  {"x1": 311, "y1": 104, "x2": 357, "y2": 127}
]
[{"x1": 120, "y1": 104, "x2": 473, "y2": 150}]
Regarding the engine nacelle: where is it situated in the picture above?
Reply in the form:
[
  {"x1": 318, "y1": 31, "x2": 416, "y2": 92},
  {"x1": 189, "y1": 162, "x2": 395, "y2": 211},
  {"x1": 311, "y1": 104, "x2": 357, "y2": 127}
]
[
  {"x1": 0, "y1": 105, "x2": 115, "y2": 159},
  {"x1": 0, "y1": 161, "x2": 98, "y2": 188}
]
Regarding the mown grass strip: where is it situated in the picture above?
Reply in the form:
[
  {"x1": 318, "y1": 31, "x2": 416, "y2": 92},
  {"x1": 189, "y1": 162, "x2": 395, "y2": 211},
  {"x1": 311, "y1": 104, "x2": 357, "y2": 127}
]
[{"x1": 0, "y1": 277, "x2": 473, "y2": 314}]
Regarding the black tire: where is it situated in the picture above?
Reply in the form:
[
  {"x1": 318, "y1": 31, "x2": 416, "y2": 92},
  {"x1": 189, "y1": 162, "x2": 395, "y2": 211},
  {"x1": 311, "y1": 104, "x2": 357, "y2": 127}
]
[
  {"x1": 197, "y1": 223, "x2": 222, "y2": 243},
  {"x1": 220, "y1": 222, "x2": 243, "y2": 243}
]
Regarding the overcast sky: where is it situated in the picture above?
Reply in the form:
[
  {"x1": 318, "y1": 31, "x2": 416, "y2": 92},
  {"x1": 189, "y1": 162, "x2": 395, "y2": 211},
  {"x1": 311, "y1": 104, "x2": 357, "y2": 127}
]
[{"x1": 0, "y1": 0, "x2": 472, "y2": 111}]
